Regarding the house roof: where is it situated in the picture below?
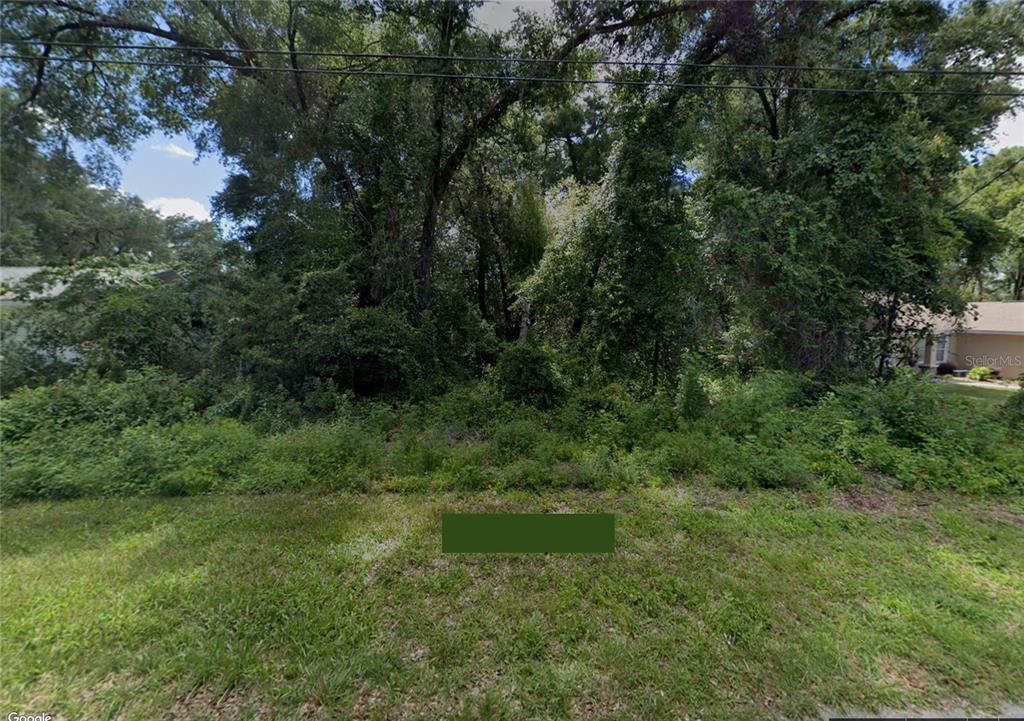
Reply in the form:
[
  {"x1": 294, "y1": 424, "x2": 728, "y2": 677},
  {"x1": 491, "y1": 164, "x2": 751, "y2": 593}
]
[{"x1": 940, "y1": 302, "x2": 1024, "y2": 335}]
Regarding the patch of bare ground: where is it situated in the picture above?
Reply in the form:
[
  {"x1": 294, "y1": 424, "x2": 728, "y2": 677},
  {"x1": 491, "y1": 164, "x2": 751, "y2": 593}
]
[
  {"x1": 986, "y1": 505, "x2": 1024, "y2": 526},
  {"x1": 161, "y1": 687, "x2": 274, "y2": 721},
  {"x1": 834, "y1": 485, "x2": 901, "y2": 514},
  {"x1": 570, "y1": 671, "x2": 626, "y2": 720}
]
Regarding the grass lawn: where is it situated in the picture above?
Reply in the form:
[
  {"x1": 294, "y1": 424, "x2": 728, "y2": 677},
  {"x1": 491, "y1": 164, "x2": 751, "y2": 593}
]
[
  {"x1": 935, "y1": 380, "x2": 1017, "y2": 409},
  {"x1": 2, "y1": 487, "x2": 1023, "y2": 720}
]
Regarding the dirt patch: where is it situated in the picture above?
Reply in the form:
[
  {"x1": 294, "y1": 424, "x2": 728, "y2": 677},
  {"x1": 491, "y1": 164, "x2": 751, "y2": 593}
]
[
  {"x1": 985, "y1": 506, "x2": 1024, "y2": 526},
  {"x1": 836, "y1": 486, "x2": 900, "y2": 514},
  {"x1": 162, "y1": 687, "x2": 275, "y2": 720}
]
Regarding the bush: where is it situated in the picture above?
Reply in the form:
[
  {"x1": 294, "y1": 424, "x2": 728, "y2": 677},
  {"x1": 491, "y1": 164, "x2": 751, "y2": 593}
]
[
  {"x1": 1, "y1": 368, "x2": 195, "y2": 442},
  {"x1": 711, "y1": 371, "x2": 808, "y2": 438},
  {"x1": 647, "y1": 432, "x2": 711, "y2": 477},
  {"x1": 488, "y1": 419, "x2": 549, "y2": 463},
  {"x1": 834, "y1": 369, "x2": 944, "y2": 447},
  {"x1": 493, "y1": 343, "x2": 563, "y2": 408},
  {"x1": 675, "y1": 367, "x2": 709, "y2": 421},
  {"x1": 711, "y1": 438, "x2": 814, "y2": 490},
  {"x1": 253, "y1": 421, "x2": 381, "y2": 491},
  {"x1": 2, "y1": 366, "x2": 1020, "y2": 501},
  {"x1": 967, "y1": 366, "x2": 993, "y2": 381},
  {"x1": 1001, "y1": 389, "x2": 1024, "y2": 428}
]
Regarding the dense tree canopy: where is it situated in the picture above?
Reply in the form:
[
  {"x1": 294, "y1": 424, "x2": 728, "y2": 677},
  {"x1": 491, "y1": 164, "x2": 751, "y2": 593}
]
[
  {"x1": 950, "y1": 146, "x2": 1024, "y2": 299},
  {"x1": 2, "y1": 0, "x2": 1022, "y2": 397}
]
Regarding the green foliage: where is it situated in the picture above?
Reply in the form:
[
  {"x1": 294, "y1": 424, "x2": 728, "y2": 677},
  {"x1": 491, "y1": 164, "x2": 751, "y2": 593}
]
[
  {"x1": 711, "y1": 438, "x2": 815, "y2": 490},
  {"x1": 493, "y1": 343, "x2": 564, "y2": 408},
  {"x1": 4, "y1": 370, "x2": 1021, "y2": 502},
  {"x1": 967, "y1": 366, "x2": 994, "y2": 381},
  {"x1": 709, "y1": 371, "x2": 809, "y2": 438},
  {"x1": 2, "y1": 1, "x2": 1023, "y2": 500},
  {"x1": 0, "y1": 368, "x2": 195, "y2": 442},
  {"x1": 255, "y1": 422, "x2": 380, "y2": 492},
  {"x1": 0, "y1": 92, "x2": 218, "y2": 265},
  {"x1": 1000, "y1": 388, "x2": 1024, "y2": 428},
  {"x1": 951, "y1": 147, "x2": 1024, "y2": 300},
  {"x1": 674, "y1": 366, "x2": 709, "y2": 421}
]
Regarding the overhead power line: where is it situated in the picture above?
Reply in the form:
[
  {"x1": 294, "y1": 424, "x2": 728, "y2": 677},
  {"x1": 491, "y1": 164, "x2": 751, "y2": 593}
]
[
  {"x1": 2, "y1": 53, "x2": 1022, "y2": 97},
  {"x1": 952, "y1": 155, "x2": 1024, "y2": 209},
  {"x1": 5, "y1": 38, "x2": 1024, "y2": 77}
]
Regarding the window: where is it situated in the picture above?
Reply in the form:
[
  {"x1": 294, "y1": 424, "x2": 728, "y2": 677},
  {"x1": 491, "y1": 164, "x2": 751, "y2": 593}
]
[{"x1": 935, "y1": 334, "x2": 949, "y2": 364}]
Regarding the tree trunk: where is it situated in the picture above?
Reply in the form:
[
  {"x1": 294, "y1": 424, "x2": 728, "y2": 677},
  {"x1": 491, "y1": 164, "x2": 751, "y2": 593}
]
[
  {"x1": 476, "y1": 237, "x2": 488, "y2": 320},
  {"x1": 651, "y1": 335, "x2": 661, "y2": 389},
  {"x1": 518, "y1": 298, "x2": 531, "y2": 342},
  {"x1": 416, "y1": 3, "x2": 458, "y2": 306}
]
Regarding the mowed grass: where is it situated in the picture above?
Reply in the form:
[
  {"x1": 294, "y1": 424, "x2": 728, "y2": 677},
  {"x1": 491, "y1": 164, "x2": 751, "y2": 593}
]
[
  {"x1": 2, "y1": 488, "x2": 1023, "y2": 720},
  {"x1": 935, "y1": 380, "x2": 1017, "y2": 409}
]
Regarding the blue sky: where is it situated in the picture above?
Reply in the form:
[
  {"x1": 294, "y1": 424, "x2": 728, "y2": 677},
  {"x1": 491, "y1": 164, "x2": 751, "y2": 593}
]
[{"x1": 99, "y1": 132, "x2": 226, "y2": 222}]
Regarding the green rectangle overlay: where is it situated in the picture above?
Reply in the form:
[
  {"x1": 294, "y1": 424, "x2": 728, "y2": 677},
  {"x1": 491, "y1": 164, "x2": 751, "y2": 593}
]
[{"x1": 442, "y1": 513, "x2": 615, "y2": 554}]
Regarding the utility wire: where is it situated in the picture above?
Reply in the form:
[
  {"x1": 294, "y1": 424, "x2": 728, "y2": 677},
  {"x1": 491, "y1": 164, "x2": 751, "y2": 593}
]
[
  {"x1": 952, "y1": 155, "x2": 1024, "y2": 209},
  {"x1": 2, "y1": 53, "x2": 1022, "y2": 97},
  {"x1": 5, "y1": 38, "x2": 1024, "y2": 77}
]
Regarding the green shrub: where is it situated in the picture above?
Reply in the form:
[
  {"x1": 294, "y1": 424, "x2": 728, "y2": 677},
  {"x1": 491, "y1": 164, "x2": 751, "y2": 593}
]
[
  {"x1": 809, "y1": 454, "x2": 864, "y2": 486},
  {"x1": 711, "y1": 437, "x2": 814, "y2": 490},
  {"x1": 254, "y1": 421, "x2": 380, "y2": 490},
  {"x1": 387, "y1": 430, "x2": 450, "y2": 476},
  {"x1": 493, "y1": 343, "x2": 563, "y2": 408},
  {"x1": 429, "y1": 382, "x2": 509, "y2": 435},
  {"x1": 834, "y1": 370, "x2": 944, "y2": 447},
  {"x1": 711, "y1": 371, "x2": 808, "y2": 437},
  {"x1": 499, "y1": 458, "x2": 560, "y2": 490},
  {"x1": 967, "y1": 366, "x2": 993, "y2": 381},
  {"x1": 488, "y1": 419, "x2": 550, "y2": 464},
  {"x1": 647, "y1": 431, "x2": 712, "y2": 477},
  {"x1": 675, "y1": 367, "x2": 709, "y2": 421},
  {"x1": 1, "y1": 368, "x2": 195, "y2": 442},
  {"x1": 3, "y1": 368, "x2": 1020, "y2": 501},
  {"x1": 1000, "y1": 389, "x2": 1024, "y2": 428},
  {"x1": 557, "y1": 445, "x2": 620, "y2": 489}
]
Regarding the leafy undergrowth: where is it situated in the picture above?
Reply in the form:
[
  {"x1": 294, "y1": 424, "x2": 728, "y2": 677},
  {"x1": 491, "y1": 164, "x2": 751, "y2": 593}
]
[
  {"x1": 1, "y1": 488, "x2": 1022, "y2": 720},
  {"x1": 2, "y1": 369, "x2": 1022, "y2": 502}
]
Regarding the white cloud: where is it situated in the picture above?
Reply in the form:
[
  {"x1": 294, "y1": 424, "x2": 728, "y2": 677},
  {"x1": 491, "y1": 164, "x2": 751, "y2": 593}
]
[
  {"x1": 989, "y1": 107, "x2": 1023, "y2": 151},
  {"x1": 146, "y1": 197, "x2": 210, "y2": 221},
  {"x1": 150, "y1": 142, "x2": 197, "y2": 159}
]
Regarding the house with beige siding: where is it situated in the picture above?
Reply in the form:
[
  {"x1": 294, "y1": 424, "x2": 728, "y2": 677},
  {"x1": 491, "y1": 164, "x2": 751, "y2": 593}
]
[{"x1": 916, "y1": 302, "x2": 1024, "y2": 379}]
